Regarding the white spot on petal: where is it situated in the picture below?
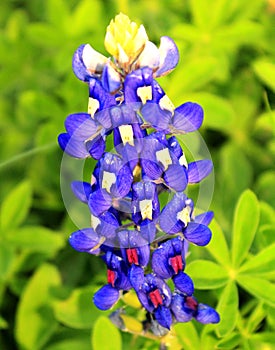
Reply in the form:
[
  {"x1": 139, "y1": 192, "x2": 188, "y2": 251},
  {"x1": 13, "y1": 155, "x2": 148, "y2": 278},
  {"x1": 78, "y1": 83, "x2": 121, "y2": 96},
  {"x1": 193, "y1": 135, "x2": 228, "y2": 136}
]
[
  {"x1": 159, "y1": 95, "x2": 174, "y2": 113},
  {"x1": 88, "y1": 97, "x2": 100, "y2": 118},
  {"x1": 177, "y1": 207, "x2": 191, "y2": 227},
  {"x1": 137, "y1": 86, "x2": 152, "y2": 104},
  {"x1": 156, "y1": 148, "x2": 172, "y2": 170},
  {"x1": 140, "y1": 199, "x2": 153, "y2": 220},
  {"x1": 179, "y1": 154, "x2": 188, "y2": 168},
  {"x1": 91, "y1": 214, "x2": 100, "y2": 230},
  {"x1": 102, "y1": 171, "x2": 116, "y2": 193},
  {"x1": 118, "y1": 125, "x2": 134, "y2": 146}
]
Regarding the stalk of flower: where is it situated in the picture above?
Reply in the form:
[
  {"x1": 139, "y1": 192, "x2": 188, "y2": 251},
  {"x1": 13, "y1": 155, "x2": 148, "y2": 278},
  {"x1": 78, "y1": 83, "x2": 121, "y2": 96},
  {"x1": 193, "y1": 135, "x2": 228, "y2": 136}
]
[{"x1": 58, "y1": 13, "x2": 220, "y2": 335}]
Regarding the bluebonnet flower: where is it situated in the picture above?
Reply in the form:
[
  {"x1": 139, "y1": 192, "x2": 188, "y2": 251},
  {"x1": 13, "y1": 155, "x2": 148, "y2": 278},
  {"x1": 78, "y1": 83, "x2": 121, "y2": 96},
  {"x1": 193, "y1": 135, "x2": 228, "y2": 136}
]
[{"x1": 58, "y1": 13, "x2": 219, "y2": 334}]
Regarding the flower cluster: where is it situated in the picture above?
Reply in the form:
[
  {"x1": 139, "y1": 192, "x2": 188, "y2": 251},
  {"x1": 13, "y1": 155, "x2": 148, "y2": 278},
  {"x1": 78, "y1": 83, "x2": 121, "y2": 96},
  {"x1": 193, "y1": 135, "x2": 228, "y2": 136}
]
[{"x1": 58, "y1": 13, "x2": 219, "y2": 333}]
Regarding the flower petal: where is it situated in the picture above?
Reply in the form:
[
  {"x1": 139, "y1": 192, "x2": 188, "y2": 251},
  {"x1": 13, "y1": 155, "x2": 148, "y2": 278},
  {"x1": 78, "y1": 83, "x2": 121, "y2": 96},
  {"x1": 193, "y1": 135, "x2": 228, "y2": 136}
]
[
  {"x1": 85, "y1": 135, "x2": 106, "y2": 160},
  {"x1": 195, "y1": 211, "x2": 214, "y2": 226},
  {"x1": 188, "y1": 160, "x2": 213, "y2": 183},
  {"x1": 183, "y1": 222, "x2": 212, "y2": 246},
  {"x1": 88, "y1": 189, "x2": 112, "y2": 216},
  {"x1": 141, "y1": 103, "x2": 170, "y2": 130},
  {"x1": 171, "y1": 294, "x2": 194, "y2": 322},
  {"x1": 69, "y1": 228, "x2": 101, "y2": 254},
  {"x1": 65, "y1": 113, "x2": 98, "y2": 139},
  {"x1": 71, "y1": 181, "x2": 92, "y2": 203},
  {"x1": 154, "y1": 306, "x2": 172, "y2": 330},
  {"x1": 58, "y1": 133, "x2": 89, "y2": 158},
  {"x1": 129, "y1": 265, "x2": 145, "y2": 291},
  {"x1": 173, "y1": 272, "x2": 194, "y2": 295},
  {"x1": 163, "y1": 164, "x2": 188, "y2": 192},
  {"x1": 172, "y1": 102, "x2": 203, "y2": 133},
  {"x1": 101, "y1": 61, "x2": 121, "y2": 93},
  {"x1": 93, "y1": 284, "x2": 120, "y2": 310},
  {"x1": 155, "y1": 36, "x2": 179, "y2": 77},
  {"x1": 196, "y1": 303, "x2": 220, "y2": 324}
]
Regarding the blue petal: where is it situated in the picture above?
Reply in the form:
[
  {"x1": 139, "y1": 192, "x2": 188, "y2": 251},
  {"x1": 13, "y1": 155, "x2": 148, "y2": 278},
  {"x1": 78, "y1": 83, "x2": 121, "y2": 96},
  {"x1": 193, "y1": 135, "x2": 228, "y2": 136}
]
[
  {"x1": 173, "y1": 272, "x2": 194, "y2": 295},
  {"x1": 89, "y1": 78, "x2": 116, "y2": 110},
  {"x1": 96, "y1": 211, "x2": 119, "y2": 239},
  {"x1": 69, "y1": 228, "x2": 101, "y2": 254},
  {"x1": 93, "y1": 284, "x2": 120, "y2": 310},
  {"x1": 163, "y1": 164, "x2": 188, "y2": 191},
  {"x1": 171, "y1": 294, "x2": 194, "y2": 322},
  {"x1": 172, "y1": 102, "x2": 203, "y2": 133},
  {"x1": 71, "y1": 181, "x2": 92, "y2": 203},
  {"x1": 183, "y1": 222, "x2": 212, "y2": 246},
  {"x1": 155, "y1": 36, "x2": 179, "y2": 77},
  {"x1": 140, "y1": 222, "x2": 156, "y2": 243},
  {"x1": 86, "y1": 135, "x2": 105, "y2": 160},
  {"x1": 188, "y1": 160, "x2": 213, "y2": 183},
  {"x1": 140, "y1": 159, "x2": 163, "y2": 180},
  {"x1": 154, "y1": 306, "x2": 172, "y2": 330},
  {"x1": 141, "y1": 103, "x2": 170, "y2": 130},
  {"x1": 167, "y1": 136, "x2": 184, "y2": 160},
  {"x1": 58, "y1": 133, "x2": 89, "y2": 158},
  {"x1": 101, "y1": 62, "x2": 121, "y2": 93},
  {"x1": 72, "y1": 44, "x2": 90, "y2": 81},
  {"x1": 195, "y1": 211, "x2": 214, "y2": 226},
  {"x1": 124, "y1": 67, "x2": 153, "y2": 103},
  {"x1": 129, "y1": 265, "x2": 145, "y2": 291},
  {"x1": 151, "y1": 246, "x2": 172, "y2": 279},
  {"x1": 196, "y1": 303, "x2": 220, "y2": 324},
  {"x1": 137, "y1": 290, "x2": 154, "y2": 312},
  {"x1": 65, "y1": 113, "x2": 97, "y2": 139},
  {"x1": 159, "y1": 193, "x2": 187, "y2": 234},
  {"x1": 88, "y1": 189, "x2": 112, "y2": 216},
  {"x1": 113, "y1": 164, "x2": 133, "y2": 198}
]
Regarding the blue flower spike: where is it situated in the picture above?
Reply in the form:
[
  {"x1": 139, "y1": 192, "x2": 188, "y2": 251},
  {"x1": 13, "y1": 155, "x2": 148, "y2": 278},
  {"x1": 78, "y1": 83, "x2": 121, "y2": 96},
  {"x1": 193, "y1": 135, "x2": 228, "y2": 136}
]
[{"x1": 58, "y1": 13, "x2": 219, "y2": 334}]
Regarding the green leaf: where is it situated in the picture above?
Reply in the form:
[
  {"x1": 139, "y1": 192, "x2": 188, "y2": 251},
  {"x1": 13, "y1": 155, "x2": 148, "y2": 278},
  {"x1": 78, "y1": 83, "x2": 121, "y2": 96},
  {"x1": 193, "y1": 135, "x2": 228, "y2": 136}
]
[
  {"x1": 186, "y1": 260, "x2": 228, "y2": 289},
  {"x1": 253, "y1": 59, "x2": 275, "y2": 92},
  {"x1": 1, "y1": 180, "x2": 32, "y2": 231},
  {"x1": 255, "y1": 171, "x2": 275, "y2": 208},
  {"x1": 15, "y1": 264, "x2": 61, "y2": 350},
  {"x1": 206, "y1": 219, "x2": 231, "y2": 267},
  {"x1": 239, "y1": 243, "x2": 275, "y2": 278},
  {"x1": 92, "y1": 316, "x2": 122, "y2": 350},
  {"x1": 174, "y1": 322, "x2": 200, "y2": 350},
  {"x1": 216, "y1": 282, "x2": 239, "y2": 337},
  {"x1": 237, "y1": 275, "x2": 275, "y2": 307},
  {"x1": 0, "y1": 315, "x2": 8, "y2": 329},
  {"x1": 245, "y1": 302, "x2": 266, "y2": 334},
  {"x1": 216, "y1": 332, "x2": 242, "y2": 349},
  {"x1": 231, "y1": 190, "x2": 259, "y2": 268},
  {"x1": 54, "y1": 286, "x2": 102, "y2": 329},
  {"x1": 259, "y1": 201, "x2": 275, "y2": 226},
  {"x1": 0, "y1": 243, "x2": 15, "y2": 282},
  {"x1": 6, "y1": 226, "x2": 65, "y2": 256},
  {"x1": 219, "y1": 145, "x2": 253, "y2": 218}
]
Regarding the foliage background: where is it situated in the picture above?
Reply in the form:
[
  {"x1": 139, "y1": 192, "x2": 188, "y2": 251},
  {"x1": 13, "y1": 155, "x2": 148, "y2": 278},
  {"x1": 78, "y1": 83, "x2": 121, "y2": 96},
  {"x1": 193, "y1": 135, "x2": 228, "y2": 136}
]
[{"x1": 1, "y1": 0, "x2": 275, "y2": 349}]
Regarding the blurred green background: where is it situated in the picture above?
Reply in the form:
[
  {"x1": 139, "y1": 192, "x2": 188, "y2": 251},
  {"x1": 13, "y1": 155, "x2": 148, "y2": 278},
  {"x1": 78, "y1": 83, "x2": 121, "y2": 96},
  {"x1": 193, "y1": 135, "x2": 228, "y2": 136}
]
[{"x1": 1, "y1": 0, "x2": 275, "y2": 349}]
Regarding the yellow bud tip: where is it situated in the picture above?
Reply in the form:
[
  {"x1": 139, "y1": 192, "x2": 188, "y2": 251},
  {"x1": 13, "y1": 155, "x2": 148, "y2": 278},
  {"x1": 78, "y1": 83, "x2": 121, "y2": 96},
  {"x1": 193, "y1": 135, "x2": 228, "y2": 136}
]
[{"x1": 104, "y1": 13, "x2": 148, "y2": 65}]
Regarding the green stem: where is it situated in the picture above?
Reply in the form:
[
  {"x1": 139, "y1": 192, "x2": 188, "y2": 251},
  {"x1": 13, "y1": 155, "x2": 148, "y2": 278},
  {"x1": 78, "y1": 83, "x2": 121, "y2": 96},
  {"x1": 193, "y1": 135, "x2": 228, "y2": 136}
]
[{"x1": 0, "y1": 142, "x2": 57, "y2": 171}]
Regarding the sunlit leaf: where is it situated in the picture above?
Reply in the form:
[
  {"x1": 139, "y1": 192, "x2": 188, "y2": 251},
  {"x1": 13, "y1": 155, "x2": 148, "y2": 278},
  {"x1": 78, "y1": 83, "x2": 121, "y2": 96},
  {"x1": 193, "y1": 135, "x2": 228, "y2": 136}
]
[
  {"x1": 231, "y1": 190, "x2": 259, "y2": 268},
  {"x1": 15, "y1": 264, "x2": 61, "y2": 350},
  {"x1": 1, "y1": 181, "x2": 32, "y2": 231},
  {"x1": 92, "y1": 316, "x2": 122, "y2": 350},
  {"x1": 174, "y1": 321, "x2": 200, "y2": 350},
  {"x1": 253, "y1": 59, "x2": 275, "y2": 92},
  {"x1": 216, "y1": 282, "x2": 238, "y2": 337},
  {"x1": 186, "y1": 260, "x2": 228, "y2": 289}
]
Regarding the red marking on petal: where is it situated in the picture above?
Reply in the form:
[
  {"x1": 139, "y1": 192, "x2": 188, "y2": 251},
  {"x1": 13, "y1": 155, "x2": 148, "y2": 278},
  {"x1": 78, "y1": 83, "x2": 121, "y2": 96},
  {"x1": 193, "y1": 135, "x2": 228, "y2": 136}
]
[
  {"x1": 169, "y1": 255, "x2": 183, "y2": 274},
  {"x1": 185, "y1": 296, "x2": 198, "y2": 310},
  {"x1": 107, "y1": 269, "x2": 116, "y2": 287},
  {"x1": 126, "y1": 248, "x2": 139, "y2": 265},
  {"x1": 149, "y1": 289, "x2": 163, "y2": 308}
]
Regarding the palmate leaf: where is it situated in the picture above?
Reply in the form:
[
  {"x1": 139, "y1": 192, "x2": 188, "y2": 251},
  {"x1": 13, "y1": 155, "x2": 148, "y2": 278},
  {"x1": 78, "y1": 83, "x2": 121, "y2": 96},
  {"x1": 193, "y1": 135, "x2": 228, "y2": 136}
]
[
  {"x1": 185, "y1": 259, "x2": 228, "y2": 289},
  {"x1": 54, "y1": 286, "x2": 102, "y2": 329},
  {"x1": 174, "y1": 322, "x2": 200, "y2": 350},
  {"x1": 236, "y1": 275, "x2": 275, "y2": 308},
  {"x1": 231, "y1": 190, "x2": 260, "y2": 268},
  {"x1": 1, "y1": 180, "x2": 32, "y2": 232},
  {"x1": 216, "y1": 282, "x2": 239, "y2": 338},
  {"x1": 239, "y1": 243, "x2": 275, "y2": 278},
  {"x1": 206, "y1": 219, "x2": 231, "y2": 267},
  {"x1": 15, "y1": 264, "x2": 61, "y2": 350},
  {"x1": 92, "y1": 316, "x2": 122, "y2": 350}
]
